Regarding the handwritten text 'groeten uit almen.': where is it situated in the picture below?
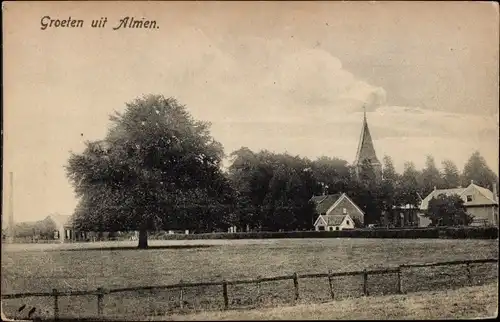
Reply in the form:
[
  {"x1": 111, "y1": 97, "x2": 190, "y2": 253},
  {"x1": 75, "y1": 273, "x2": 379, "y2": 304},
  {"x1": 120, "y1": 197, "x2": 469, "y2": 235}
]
[{"x1": 40, "y1": 16, "x2": 159, "y2": 30}]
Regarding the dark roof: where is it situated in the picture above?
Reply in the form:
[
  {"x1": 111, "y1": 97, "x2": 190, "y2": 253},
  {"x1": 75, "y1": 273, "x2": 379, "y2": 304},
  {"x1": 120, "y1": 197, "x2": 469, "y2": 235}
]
[
  {"x1": 353, "y1": 112, "x2": 380, "y2": 167},
  {"x1": 311, "y1": 193, "x2": 342, "y2": 215}
]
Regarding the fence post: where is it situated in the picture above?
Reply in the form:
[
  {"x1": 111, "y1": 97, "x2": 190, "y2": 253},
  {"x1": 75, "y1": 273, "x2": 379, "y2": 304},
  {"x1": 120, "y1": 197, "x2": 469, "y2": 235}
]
[
  {"x1": 222, "y1": 281, "x2": 229, "y2": 310},
  {"x1": 327, "y1": 270, "x2": 335, "y2": 300},
  {"x1": 179, "y1": 280, "x2": 184, "y2": 309},
  {"x1": 97, "y1": 288, "x2": 104, "y2": 317},
  {"x1": 363, "y1": 269, "x2": 369, "y2": 296},
  {"x1": 293, "y1": 273, "x2": 300, "y2": 302},
  {"x1": 397, "y1": 265, "x2": 404, "y2": 294},
  {"x1": 52, "y1": 288, "x2": 59, "y2": 320},
  {"x1": 466, "y1": 263, "x2": 473, "y2": 286}
]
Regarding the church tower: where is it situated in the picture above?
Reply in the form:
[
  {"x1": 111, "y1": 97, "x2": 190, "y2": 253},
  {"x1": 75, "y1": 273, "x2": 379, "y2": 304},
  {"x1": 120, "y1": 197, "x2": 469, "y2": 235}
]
[{"x1": 353, "y1": 107, "x2": 382, "y2": 180}]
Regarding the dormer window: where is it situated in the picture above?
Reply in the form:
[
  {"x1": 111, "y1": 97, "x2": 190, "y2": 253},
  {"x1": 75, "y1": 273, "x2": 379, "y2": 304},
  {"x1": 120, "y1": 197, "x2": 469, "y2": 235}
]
[{"x1": 466, "y1": 195, "x2": 473, "y2": 202}]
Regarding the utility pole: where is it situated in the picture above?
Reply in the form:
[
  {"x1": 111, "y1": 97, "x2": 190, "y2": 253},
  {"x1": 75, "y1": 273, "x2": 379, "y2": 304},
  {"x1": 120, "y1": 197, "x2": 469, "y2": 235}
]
[{"x1": 7, "y1": 172, "x2": 14, "y2": 243}]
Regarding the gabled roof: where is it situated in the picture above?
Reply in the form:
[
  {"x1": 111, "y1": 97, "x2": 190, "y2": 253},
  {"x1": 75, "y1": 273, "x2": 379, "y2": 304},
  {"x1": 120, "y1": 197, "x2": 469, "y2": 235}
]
[
  {"x1": 314, "y1": 214, "x2": 352, "y2": 227},
  {"x1": 419, "y1": 182, "x2": 498, "y2": 210},
  {"x1": 325, "y1": 214, "x2": 348, "y2": 226},
  {"x1": 470, "y1": 184, "x2": 498, "y2": 204},
  {"x1": 311, "y1": 193, "x2": 342, "y2": 215},
  {"x1": 313, "y1": 215, "x2": 328, "y2": 227},
  {"x1": 353, "y1": 110, "x2": 380, "y2": 167},
  {"x1": 311, "y1": 193, "x2": 365, "y2": 216}
]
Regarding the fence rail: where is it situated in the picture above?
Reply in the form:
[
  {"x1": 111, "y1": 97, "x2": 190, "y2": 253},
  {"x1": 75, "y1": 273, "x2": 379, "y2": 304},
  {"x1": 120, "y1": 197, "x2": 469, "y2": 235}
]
[{"x1": 2, "y1": 258, "x2": 498, "y2": 319}]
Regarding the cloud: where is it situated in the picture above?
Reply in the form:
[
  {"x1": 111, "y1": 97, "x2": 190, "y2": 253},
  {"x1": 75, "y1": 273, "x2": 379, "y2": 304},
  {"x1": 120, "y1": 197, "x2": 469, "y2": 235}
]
[
  {"x1": 171, "y1": 36, "x2": 388, "y2": 123},
  {"x1": 166, "y1": 34, "x2": 497, "y2": 173}
]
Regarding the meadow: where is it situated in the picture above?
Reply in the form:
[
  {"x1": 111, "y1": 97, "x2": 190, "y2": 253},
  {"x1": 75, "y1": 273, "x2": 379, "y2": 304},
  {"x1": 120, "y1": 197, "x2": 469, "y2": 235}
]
[
  {"x1": 162, "y1": 283, "x2": 498, "y2": 321},
  {"x1": 2, "y1": 238, "x2": 498, "y2": 320}
]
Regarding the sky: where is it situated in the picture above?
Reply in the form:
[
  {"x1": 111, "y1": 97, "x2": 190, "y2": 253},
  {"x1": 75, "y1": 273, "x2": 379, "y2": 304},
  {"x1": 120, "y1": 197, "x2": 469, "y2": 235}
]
[{"x1": 3, "y1": 1, "x2": 499, "y2": 223}]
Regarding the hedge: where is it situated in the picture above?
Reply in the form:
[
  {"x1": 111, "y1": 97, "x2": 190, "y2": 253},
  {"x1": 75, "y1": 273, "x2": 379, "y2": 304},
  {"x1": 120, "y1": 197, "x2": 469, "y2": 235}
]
[{"x1": 153, "y1": 227, "x2": 498, "y2": 240}]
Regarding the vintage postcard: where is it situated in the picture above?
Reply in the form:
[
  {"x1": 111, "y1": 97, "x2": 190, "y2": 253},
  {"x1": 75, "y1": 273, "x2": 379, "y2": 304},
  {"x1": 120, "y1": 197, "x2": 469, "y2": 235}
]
[{"x1": 2, "y1": 1, "x2": 499, "y2": 321}]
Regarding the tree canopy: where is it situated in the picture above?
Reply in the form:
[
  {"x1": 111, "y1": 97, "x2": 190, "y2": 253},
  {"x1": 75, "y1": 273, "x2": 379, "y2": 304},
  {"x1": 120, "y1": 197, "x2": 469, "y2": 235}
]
[
  {"x1": 424, "y1": 194, "x2": 473, "y2": 227},
  {"x1": 441, "y1": 159, "x2": 461, "y2": 188},
  {"x1": 65, "y1": 96, "x2": 497, "y2": 239},
  {"x1": 461, "y1": 151, "x2": 498, "y2": 191},
  {"x1": 227, "y1": 149, "x2": 319, "y2": 231},
  {"x1": 66, "y1": 95, "x2": 234, "y2": 248}
]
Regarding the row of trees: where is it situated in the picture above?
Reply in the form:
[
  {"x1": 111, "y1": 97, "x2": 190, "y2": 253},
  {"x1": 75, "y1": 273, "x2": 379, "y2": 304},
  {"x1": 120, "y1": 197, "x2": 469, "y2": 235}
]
[
  {"x1": 66, "y1": 95, "x2": 498, "y2": 248},
  {"x1": 6, "y1": 217, "x2": 57, "y2": 240}
]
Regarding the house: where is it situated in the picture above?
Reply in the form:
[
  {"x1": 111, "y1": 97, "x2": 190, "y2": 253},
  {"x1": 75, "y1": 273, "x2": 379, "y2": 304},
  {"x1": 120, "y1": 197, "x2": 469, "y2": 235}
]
[
  {"x1": 311, "y1": 193, "x2": 365, "y2": 231},
  {"x1": 46, "y1": 214, "x2": 81, "y2": 243},
  {"x1": 419, "y1": 181, "x2": 499, "y2": 227},
  {"x1": 389, "y1": 204, "x2": 421, "y2": 227},
  {"x1": 314, "y1": 213, "x2": 355, "y2": 231}
]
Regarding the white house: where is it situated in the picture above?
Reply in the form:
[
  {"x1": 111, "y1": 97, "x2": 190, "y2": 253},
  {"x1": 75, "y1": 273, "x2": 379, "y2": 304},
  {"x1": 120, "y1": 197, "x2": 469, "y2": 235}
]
[
  {"x1": 314, "y1": 213, "x2": 355, "y2": 231},
  {"x1": 47, "y1": 214, "x2": 76, "y2": 243},
  {"x1": 419, "y1": 181, "x2": 499, "y2": 227},
  {"x1": 311, "y1": 193, "x2": 364, "y2": 231}
]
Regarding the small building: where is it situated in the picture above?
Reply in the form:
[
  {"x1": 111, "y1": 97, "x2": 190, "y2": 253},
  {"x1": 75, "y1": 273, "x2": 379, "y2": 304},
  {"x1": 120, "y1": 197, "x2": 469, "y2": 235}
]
[
  {"x1": 419, "y1": 181, "x2": 499, "y2": 227},
  {"x1": 314, "y1": 213, "x2": 355, "y2": 231},
  {"x1": 392, "y1": 204, "x2": 421, "y2": 227},
  {"x1": 46, "y1": 214, "x2": 82, "y2": 243},
  {"x1": 311, "y1": 193, "x2": 365, "y2": 231}
]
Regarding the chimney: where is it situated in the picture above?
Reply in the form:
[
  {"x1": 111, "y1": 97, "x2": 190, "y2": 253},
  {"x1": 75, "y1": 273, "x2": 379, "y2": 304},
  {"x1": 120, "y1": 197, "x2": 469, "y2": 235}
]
[
  {"x1": 470, "y1": 180, "x2": 474, "y2": 185},
  {"x1": 433, "y1": 186, "x2": 437, "y2": 191}
]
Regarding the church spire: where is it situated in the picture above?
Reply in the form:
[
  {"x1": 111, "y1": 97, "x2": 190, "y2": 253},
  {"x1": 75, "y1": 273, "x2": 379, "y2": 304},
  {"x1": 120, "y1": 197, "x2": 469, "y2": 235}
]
[{"x1": 354, "y1": 106, "x2": 382, "y2": 179}]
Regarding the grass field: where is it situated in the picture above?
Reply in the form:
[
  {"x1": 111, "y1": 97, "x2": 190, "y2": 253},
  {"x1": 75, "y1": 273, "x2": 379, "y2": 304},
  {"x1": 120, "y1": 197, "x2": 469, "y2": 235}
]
[
  {"x1": 161, "y1": 283, "x2": 498, "y2": 321},
  {"x1": 1, "y1": 238, "x2": 498, "y2": 320}
]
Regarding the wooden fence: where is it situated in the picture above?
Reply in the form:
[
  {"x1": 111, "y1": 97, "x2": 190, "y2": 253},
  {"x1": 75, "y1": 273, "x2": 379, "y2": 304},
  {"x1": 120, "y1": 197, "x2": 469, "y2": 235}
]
[{"x1": 2, "y1": 258, "x2": 497, "y2": 320}]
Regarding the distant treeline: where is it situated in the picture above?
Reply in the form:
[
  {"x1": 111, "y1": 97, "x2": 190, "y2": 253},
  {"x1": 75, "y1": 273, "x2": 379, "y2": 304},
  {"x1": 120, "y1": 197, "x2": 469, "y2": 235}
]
[
  {"x1": 152, "y1": 227, "x2": 499, "y2": 240},
  {"x1": 65, "y1": 96, "x2": 498, "y2": 247},
  {"x1": 220, "y1": 148, "x2": 498, "y2": 232}
]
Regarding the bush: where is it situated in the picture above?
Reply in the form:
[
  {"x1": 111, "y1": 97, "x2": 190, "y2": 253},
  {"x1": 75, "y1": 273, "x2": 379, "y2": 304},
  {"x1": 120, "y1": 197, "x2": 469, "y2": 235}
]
[{"x1": 152, "y1": 227, "x2": 498, "y2": 240}]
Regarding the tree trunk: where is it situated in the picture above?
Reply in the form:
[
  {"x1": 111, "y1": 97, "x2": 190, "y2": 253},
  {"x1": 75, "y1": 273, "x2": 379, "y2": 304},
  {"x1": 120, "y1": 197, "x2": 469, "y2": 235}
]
[{"x1": 138, "y1": 229, "x2": 148, "y2": 249}]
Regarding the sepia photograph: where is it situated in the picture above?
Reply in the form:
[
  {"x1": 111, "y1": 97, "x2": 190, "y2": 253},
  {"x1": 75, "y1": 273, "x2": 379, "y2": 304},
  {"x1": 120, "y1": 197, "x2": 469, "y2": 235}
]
[{"x1": 2, "y1": 1, "x2": 499, "y2": 320}]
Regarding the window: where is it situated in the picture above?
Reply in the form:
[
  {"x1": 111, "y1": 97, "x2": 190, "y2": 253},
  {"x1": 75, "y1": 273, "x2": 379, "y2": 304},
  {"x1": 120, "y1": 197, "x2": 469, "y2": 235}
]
[
  {"x1": 329, "y1": 227, "x2": 333, "y2": 231},
  {"x1": 318, "y1": 226, "x2": 325, "y2": 231},
  {"x1": 466, "y1": 195, "x2": 473, "y2": 202},
  {"x1": 346, "y1": 220, "x2": 350, "y2": 225},
  {"x1": 336, "y1": 227, "x2": 340, "y2": 231},
  {"x1": 343, "y1": 208, "x2": 347, "y2": 214}
]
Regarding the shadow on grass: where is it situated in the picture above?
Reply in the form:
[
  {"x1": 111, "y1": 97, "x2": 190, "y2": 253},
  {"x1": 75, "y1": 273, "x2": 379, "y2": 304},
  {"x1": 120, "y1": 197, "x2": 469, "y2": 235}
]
[{"x1": 55, "y1": 245, "x2": 214, "y2": 252}]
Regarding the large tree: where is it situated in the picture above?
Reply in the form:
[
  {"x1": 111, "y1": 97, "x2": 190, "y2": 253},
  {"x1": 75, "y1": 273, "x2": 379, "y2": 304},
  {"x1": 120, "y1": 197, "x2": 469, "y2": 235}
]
[
  {"x1": 351, "y1": 159, "x2": 383, "y2": 225},
  {"x1": 441, "y1": 159, "x2": 461, "y2": 189},
  {"x1": 310, "y1": 156, "x2": 351, "y2": 195},
  {"x1": 398, "y1": 161, "x2": 421, "y2": 207},
  {"x1": 227, "y1": 148, "x2": 274, "y2": 230},
  {"x1": 227, "y1": 149, "x2": 319, "y2": 231},
  {"x1": 420, "y1": 155, "x2": 444, "y2": 196},
  {"x1": 424, "y1": 194, "x2": 473, "y2": 226},
  {"x1": 379, "y1": 155, "x2": 400, "y2": 224},
  {"x1": 66, "y1": 95, "x2": 234, "y2": 248},
  {"x1": 461, "y1": 151, "x2": 498, "y2": 190}
]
